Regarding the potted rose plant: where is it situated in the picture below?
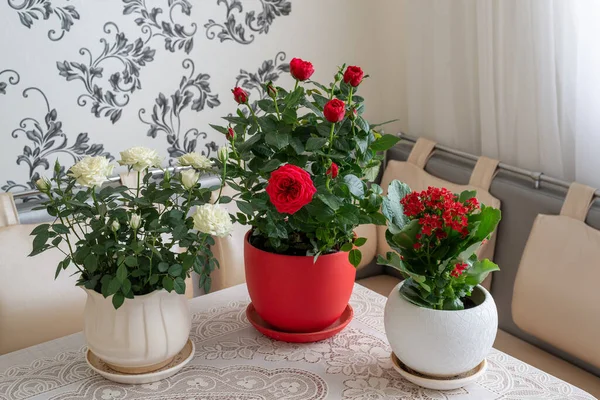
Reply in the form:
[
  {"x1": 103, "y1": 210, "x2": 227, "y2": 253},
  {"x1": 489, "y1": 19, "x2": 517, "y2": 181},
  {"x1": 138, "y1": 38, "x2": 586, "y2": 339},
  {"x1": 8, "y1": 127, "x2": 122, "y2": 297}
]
[
  {"x1": 30, "y1": 148, "x2": 231, "y2": 374},
  {"x1": 211, "y1": 58, "x2": 399, "y2": 334},
  {"x1": 378, "y1": 181, "x2": 501, "y2": 379}
]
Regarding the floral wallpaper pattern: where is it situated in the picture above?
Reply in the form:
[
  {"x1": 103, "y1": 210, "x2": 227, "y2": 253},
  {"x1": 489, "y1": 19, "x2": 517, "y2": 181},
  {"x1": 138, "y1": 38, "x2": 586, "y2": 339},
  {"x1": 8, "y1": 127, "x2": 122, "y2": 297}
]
[{"x1": 0, "y1": 0, "x2": 293, "y2": 198}]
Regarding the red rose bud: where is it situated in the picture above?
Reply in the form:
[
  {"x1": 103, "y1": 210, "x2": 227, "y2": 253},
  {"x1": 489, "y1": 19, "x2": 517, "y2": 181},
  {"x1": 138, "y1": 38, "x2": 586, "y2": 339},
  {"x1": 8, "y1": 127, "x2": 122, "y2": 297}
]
[
  {"x1": 343, "y1": 66, "x2": 364, "y2": 87},
  {"x1": 290, "y1": 58, "x2": 315, "y2": 81},
  {"x1": 327, "y1": 162, "x2": 339, "y2": 178},
  {"x1": 348, "y1": 108, "x2": 358, "y2": 120},
  {"x1": 227, "y1": 127, "x2": 235, "y2": 141},
  {"x1": 232, "y1": 87, "x2": 248, "y2": 104},
  {"x1": 266, "y1": 164, "x2": 316, "y2": 215},
  {"x1": 323, "y1": 98, "x2": 346, "y2": 123},
  {"x1": 267, "y1": 83, "x2": 277, "y2": 99}
]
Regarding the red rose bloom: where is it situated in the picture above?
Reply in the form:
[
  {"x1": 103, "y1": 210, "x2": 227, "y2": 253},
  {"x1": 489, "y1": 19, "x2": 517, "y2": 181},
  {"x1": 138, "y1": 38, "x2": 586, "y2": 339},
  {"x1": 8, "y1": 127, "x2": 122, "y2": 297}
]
[
  {"x1": 327, "y1": 162, "x2": 339, "y2": 178},
  {"x1": 323, "y1": 99, "x2": 346, "y2": 123},
  {"x1": 227, "y1": 127, "x2": 235, "y2": 141},
  {"x1": 266, "y1": 164, "x2": 316, "y2": 214},
  {"x1": 232, "y1": 87, "x2": 248, "y2": 104},
  {"x1": 290, "y1": 58, "x2": 314, "y2": 81},
  {"x1": 343, "y1": 66, "x2": 364, "y2": 87}
]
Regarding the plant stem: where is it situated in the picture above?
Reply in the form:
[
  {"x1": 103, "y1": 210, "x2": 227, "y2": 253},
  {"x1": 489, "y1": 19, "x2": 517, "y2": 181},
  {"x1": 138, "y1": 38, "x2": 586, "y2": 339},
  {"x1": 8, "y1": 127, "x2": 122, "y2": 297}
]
[
  {"x1": 274, "y1": 97, "x2": 281, "y2": 120},
  {"x1": 347, "y1": 87, "x2": 354, "y2": 106},
  {"x1": 294, "y1": 80, "x2": 299, "y2": 91},
  {"x1": 328, "y1": 122, "x2": 335, "y2": 150}
]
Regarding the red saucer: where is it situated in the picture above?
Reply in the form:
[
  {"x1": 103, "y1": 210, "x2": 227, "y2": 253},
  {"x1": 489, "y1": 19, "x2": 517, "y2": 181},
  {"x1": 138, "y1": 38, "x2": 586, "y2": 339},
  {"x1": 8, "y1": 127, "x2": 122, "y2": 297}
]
[{"x1": 246, "y1": 303, "x2": 353, "y2": 343}]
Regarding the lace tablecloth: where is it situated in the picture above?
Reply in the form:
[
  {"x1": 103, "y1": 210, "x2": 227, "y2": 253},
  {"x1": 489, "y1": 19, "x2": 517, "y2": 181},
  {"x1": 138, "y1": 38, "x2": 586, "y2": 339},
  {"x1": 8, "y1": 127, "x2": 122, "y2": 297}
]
[{"x1": 0, "y1": 284, "x2": 594, "y2": 400}]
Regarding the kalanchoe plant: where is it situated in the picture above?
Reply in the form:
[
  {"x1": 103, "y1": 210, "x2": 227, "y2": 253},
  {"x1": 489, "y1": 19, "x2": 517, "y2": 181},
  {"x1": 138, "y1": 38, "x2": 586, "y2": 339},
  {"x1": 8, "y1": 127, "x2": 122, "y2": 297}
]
[
  {"x1": 378, "y1": 182, "x2": 501, "y2": 310},
  {"x1": 211, "y1": 59, "x2": 400, "y2": 266},
  {"x1": 30, "y1": 149, "x2": 232, "y2": 309}
]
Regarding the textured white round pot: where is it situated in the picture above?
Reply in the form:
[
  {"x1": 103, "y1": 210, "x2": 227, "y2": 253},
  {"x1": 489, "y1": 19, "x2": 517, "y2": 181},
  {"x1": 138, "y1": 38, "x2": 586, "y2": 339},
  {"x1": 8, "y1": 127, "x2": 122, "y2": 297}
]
[
  {"x1": 83, "y1": 288, "x2": 191, "y2": 374},
  {"x1": 384, "y1": 281, "x2": 497, "y2": 377}
]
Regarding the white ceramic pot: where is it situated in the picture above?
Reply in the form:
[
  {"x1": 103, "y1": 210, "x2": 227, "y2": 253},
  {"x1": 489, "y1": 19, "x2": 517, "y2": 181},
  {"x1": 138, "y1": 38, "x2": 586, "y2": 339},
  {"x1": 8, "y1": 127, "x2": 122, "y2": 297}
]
[
  {"x1": 384, "y1": 281, "x2": 497, "y2": 377},
  {"x1": 83, "y1": 288, "x2": 191, "y2": 373}
]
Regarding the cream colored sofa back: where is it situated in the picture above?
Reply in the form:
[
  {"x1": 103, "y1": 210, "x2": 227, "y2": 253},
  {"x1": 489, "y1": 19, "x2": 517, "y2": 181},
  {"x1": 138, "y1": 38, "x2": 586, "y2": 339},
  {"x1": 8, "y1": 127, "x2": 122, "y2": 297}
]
[{"x1": 0, "y1": 194, "x2": 86, "y2": 355}]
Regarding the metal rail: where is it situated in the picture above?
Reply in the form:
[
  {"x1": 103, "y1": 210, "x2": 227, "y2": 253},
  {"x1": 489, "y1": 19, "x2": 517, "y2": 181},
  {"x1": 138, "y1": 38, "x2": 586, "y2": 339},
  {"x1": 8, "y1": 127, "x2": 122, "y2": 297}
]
[{"x1": 397, "y1": 133, "x2": 600, "y2": 198}]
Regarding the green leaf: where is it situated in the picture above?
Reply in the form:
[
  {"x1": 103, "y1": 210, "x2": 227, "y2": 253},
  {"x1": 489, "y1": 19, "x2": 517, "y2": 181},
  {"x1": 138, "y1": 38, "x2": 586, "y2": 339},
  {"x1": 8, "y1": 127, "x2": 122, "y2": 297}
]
[
  {"x1": 364, "y1": 163, "x2": 381, "y2": 182},
  {"x1": 348, "y1": 249, "x2": 362, "y2": 268},
  {"x1": 168, "y1": 263, "x2": 183, "y2": 277},
  {"x1": 382, "y1": 180, "x2": 411, "y2": 233},
  {"x1": 265, "y1": 131, "x2": 290, "y2": 149},
  {"x1": 472, "y1": 206, "x2": 502, "y2": 242},
  {"x1": 32, "y1": 231, "x2": 50, "y2": 254},
  {"x1": 370, "y1": 119, "x2": 399, "y2": 129},
  {"x1": 284, "y1": 87, "x2": 304, "y2": 109},
  {"x1": 318, "y1": 193, "x2": 342, "y2": 211},
  {"x1": 289, "y1": 136, "x2": 305, "y2": 154},
  {"x1": 121, "y1": 278, "x2": 132, "y2": 294},
  {"x1": 158, "y1": 261, "x2": 169, "y2": 273},
  {"x1": 116, "y1": 263, "x2": 128, "y2": 282},
  {"x1": 281, "y1": 108, "x2": 298, "y2": 124},
  {"x1": 112, "y1": 292, "x2": 125, "y2": 309},
  {"x1": 107, "y1": 277, "x2": 122, "y2": 296},
  {"x1": 236, "y1": 201, "x2": 254, "y2": 215},
  {"x1": 260, "y1": 159, "x2": 282, "y2": 172},
  {"x1": 30, "y1": 224, "x2": 50, "y2": 236},
  {"x1": 340, "y1": 242, "x2": 353, "y2": 252},
  {"x1": 399, "y1": 279, "x2": 433, "y2": 308},
  {"x1": 312, "y1": 94, "x2": 329, "y2": 109},
  {"x1": 209, "y1": 124, "x2": 229, "y2": 135},
  {"x1": 203, "y1": 276, "x2": 212, "y2": 293},
  {"x1": 459, "y1": 190, "x2": 477, "y2": 203},
  {"x1": 343, "y1": 175, "x2": 365, "y2": 198},
  {"x1": 124, "y1": 255, "x2": 138, "y2": 267},
  {"x1": 84, "y1": 253, "x2": 98, "y2": 274},
  {"x1": 162, "y1": 276, "x2": 174, "y2": 291},
  {"x1": 173, "y1": 277, "x2": 186, "y2": 295},
  {"x1": 305, "y1": 137, "x2": 328, "y2": 151},
  {"x1": 257, "y1": 115, "x2": 279, "y2": 133},
  {"x1": 354, "y1": 237, "x2": 367, "y2": 247},
  {"x1": 356, "y1": 116, "x2": 370, "y2": 133},
  {"x1": 464, "y1": 259, "x2": 500, "y2": 286},
  {"x1": 52, "y1": 224, "x2": 70, "y2": 234},
  {"x1": 237, "y1": 134, "x2": 262, "y2": 154},
  {"x1": 370, "y1": 134, "x2": 401, "y2": 151}
]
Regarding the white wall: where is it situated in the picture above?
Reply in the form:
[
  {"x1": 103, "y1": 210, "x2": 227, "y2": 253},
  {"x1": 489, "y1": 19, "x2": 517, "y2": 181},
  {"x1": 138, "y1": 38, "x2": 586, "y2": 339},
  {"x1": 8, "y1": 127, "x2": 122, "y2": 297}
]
[{"x1": 0, "y1": 0, "x2": 395, "y2": 196}]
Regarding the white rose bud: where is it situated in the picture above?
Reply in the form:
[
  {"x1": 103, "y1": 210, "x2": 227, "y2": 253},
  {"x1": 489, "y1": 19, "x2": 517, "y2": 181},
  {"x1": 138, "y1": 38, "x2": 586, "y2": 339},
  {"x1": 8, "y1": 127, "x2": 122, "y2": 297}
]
[
  {"x1": 130, "y1": 214, "x2": 142, "y2": 230},
  {"x1": 111, "y1": 220, "x2": 120, "y2": 231},
  {"x1": 178, "y1": 152, "x2": 213, "y2": 170},
  {"x1": 35, "y1": 177, "x2": 51, "y2": 192},
  {"x1": 180, "y1": 168, "x2": 200, "y2": 190},
  {"x1": 68, "y1": 156, "x2": 114, "y2": 188},
  {"x1": 217, "y1": 146, "x2": 229, "y2": 163},
  {"x1": 192, "y1": 204, "x2": 233, "y2": 237},
  {"x1": 118, "y1": 147, "x2": 163, "y2": 172}
]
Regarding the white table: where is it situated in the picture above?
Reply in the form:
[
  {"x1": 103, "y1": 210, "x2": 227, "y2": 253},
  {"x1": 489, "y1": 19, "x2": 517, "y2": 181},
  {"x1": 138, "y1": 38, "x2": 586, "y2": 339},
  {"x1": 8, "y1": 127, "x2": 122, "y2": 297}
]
[{"x1": 0, "y1": 284, "x2": 594, "y2": 399}]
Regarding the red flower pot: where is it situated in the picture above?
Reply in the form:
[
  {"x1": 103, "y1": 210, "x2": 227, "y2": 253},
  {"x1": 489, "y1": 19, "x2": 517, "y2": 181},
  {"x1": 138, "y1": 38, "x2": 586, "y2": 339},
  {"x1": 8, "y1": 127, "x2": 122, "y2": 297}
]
[{"x1": 244, "y1": 231, "x2": 356, "y2": 333}]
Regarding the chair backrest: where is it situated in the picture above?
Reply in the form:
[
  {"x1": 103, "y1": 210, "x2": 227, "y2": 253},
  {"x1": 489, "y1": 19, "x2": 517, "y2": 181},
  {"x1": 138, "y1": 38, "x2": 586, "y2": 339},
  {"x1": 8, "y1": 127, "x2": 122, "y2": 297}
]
[
  {"x1": 378, "y1": 138, "x2": 501, "y2": 288},
  {"x1": 512, "y1": 182, "x2": 600, "y2": 371},
  {"x1": 0, "y1": 195, "x2": 86, "y2": 355}
]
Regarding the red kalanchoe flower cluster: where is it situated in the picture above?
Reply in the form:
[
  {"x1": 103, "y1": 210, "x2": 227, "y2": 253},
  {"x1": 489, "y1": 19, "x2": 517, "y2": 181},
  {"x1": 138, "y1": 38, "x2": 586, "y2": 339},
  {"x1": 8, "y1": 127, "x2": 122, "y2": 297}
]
[
  {"x1": 400, "y1": 186, "x2": 481, "y2": 241},
  {"x1": 451, "y1": 262, "x2": 468, "y2": 277},
  {"x1": 232, "y1": 87, "x2": 248, "y2": 104}
]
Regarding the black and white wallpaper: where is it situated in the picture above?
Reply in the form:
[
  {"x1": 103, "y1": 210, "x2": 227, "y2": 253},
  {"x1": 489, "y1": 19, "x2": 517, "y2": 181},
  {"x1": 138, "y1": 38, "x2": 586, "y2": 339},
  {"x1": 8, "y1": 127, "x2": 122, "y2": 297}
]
[{"x1": 0, "y1": 0, "x2": 315, "y2": 196}]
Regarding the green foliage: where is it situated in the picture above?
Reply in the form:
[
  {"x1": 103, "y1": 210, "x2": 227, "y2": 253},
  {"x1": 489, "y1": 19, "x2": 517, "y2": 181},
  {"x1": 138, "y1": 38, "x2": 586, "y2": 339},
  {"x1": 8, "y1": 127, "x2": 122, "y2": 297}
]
[
  {"x1": 213, "y1": 65, "x2": 399, "y2": 265},
  {"x1": 379, "y1": 182, "x2": 501, "y2": 310},
  {"x1": 30, "y1": 165, "x2": 220, "y2": 309}
]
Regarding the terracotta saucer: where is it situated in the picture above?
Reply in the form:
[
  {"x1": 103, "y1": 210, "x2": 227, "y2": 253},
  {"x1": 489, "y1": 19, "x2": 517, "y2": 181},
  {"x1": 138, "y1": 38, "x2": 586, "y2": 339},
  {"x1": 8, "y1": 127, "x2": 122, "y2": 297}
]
[
  {"x1": 86, "y1": 339, "x2": 194, "y2": 384},
  {"x1": 390, "y1": 352, "x2": 487, "y2": 390},
  {"x1": 246, "y1": 303, "x2": 353, "y2": 343}
]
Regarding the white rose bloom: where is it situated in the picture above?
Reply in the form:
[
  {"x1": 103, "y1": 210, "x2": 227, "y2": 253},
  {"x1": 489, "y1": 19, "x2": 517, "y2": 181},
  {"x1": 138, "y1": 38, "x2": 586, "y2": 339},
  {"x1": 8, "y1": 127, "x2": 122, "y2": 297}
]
[
  {"x1": 130, "y1": 214, "x2": 142, "y2": 230},
  {"x1": 180, "y1": 169, "x2": 200, "y2": 190},
  {"x1": 192, "y1": 204, "x2": 232, "y2": 237},
  {"x1": 118, "y1": 147, "x2": 162, "y2": 171},
  {"x1": 178, "y1": 153, "x2": 213, "y2": 170},
  {"x1": 217, "y1": 146, "x2": 229, "y2": 163},
  {"x1": 35, "y1": 177, "x2": 51, "y2": 192},
  {"x1": 68, "y1": 156, "x2": 114, "y2": 188}
]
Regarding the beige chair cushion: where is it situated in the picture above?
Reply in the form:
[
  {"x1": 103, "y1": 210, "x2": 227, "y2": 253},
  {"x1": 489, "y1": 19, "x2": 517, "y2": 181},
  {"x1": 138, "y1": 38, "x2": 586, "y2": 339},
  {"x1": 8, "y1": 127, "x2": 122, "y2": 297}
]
[
  {"x1": 357, "y1": 275, "x2": 401, "y2": 297},
  {"x1": 513, "y1": 183, "x2": 600, "y2": 370},
  {"x1": 0, "y1": 224, "x2": 86, "y2": 355},
  {"x1": 377, "y1": 138, "x2": 501, "y2": 289},
  {"x1": 494, "y1": 329, "x2": 600, "y2": 398}
]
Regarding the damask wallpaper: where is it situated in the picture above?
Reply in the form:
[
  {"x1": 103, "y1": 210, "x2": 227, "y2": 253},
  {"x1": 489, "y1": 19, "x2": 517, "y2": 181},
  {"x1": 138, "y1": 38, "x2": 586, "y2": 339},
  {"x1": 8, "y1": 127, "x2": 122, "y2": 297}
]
[{"x1": 0, "y1": 0, "x2": 377, "y2": 198}]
